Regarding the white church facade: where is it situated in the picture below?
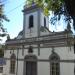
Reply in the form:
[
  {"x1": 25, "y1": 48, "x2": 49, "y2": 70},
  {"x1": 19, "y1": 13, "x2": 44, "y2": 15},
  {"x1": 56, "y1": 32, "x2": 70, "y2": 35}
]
[{"x1": 3, "y1": 3, "x2": 75, "y2": 75}]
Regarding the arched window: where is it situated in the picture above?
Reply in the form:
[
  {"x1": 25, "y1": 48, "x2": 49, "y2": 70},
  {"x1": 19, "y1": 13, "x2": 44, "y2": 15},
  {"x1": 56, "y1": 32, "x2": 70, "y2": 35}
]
[
  {"x1": 10, "y1": 54, "x2": 16, "y2": 74},
  {"x1": 49, "y1": 52, "x2": 60, "y2": 75},
  {"x1": 24, "y1": 55, "x2": 37, "y2": 75},
  {"x1": 44, "y1": 17, "x2": 46, "y2": 27},
  {"x1": 29, "y1": 15, "x2": 34, "y2": 28}
]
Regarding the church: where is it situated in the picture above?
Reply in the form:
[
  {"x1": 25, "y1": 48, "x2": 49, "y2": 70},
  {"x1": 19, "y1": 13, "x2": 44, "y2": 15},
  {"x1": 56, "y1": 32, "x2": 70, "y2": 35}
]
[{"x1": 3, "y1": 3, "x2": 75, "y2": 75}]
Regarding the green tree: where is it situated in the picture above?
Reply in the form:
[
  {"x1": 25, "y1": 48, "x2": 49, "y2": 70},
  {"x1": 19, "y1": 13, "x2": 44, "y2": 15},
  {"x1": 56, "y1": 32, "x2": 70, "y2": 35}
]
[
  {"x1": 0, "y1": 2, "x2": 9, "y2": 39},
  {"x1": 0, "y1": 1, "x2": 9, "y2": 58},
  {"x1": 26, "y1": 0, "x2": 75, "y2": 31}
]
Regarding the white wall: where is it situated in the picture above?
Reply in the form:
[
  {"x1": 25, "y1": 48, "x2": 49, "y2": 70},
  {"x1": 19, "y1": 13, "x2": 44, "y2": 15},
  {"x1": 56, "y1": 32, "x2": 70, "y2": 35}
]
[{"x1": 3, "y1": 46, "x2": 74, "y2": 75}]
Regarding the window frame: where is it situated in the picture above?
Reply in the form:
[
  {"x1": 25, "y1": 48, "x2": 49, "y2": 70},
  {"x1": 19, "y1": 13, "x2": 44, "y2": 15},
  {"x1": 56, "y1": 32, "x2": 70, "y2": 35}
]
[
  {"x1": 29, "y1": 15, "x2": 34, "y2": 28},
  {"x1": 44, "y1": 17, "x2": 46, "y2": 27},
  {"x1": 10, "y1": 54, "x2": 16, "y2": 74},
  {"x1": 49, "y1": 52, "x2": 60, "y2": 75}
]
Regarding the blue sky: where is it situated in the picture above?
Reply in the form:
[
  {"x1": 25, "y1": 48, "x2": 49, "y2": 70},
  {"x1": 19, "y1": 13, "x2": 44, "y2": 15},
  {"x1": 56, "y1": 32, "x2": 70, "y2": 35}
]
[{"x1": 3, "y1": 0, "x2": 25, "y2": 39}]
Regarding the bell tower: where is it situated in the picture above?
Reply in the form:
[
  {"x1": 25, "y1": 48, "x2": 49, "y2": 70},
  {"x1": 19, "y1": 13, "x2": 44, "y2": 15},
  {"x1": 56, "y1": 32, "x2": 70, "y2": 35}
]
[{"x1": 22, "y1": 3, "x2": 49, "y2": 38}]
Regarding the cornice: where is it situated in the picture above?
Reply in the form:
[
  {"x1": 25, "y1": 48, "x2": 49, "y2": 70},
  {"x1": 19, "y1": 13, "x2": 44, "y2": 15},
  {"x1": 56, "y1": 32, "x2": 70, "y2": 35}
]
[{"x1": 5, "y1": 32, "x2": 74, "y2": 49}]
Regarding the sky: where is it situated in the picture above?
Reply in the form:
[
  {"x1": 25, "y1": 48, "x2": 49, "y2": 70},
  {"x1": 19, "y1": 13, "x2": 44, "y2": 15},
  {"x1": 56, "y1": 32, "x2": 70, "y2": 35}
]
[
  {"x1": 1, "y1": 0, "x2": 70, "y2": 43},
  {"x1": 3, "y1": 0, "x2": 25, "y2": 39}
]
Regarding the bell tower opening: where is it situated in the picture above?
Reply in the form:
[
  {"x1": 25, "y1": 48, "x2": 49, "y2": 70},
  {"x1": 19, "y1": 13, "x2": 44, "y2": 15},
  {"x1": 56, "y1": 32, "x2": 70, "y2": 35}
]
[{"x1": 29, "y1": 15, "x2": 34, "y2": 28}]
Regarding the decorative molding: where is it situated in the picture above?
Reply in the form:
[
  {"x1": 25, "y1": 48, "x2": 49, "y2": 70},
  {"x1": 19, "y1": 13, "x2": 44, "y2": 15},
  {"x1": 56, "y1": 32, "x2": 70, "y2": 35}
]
[
  {"x1": 5, "y1": 45, "x2": 73, "y2": 50},
  {"x1": 28, "y1": 46, "x2": 33, "y2": 53},
  {"x1": 22, "y1": 4, "x2": 41, "y2": 14},
  {"x1": 49, "y1": 52, "x2": 60, "y2": 61},
  {"x1": 6, "y1": 32, "x2": 74, "y2": 45},
  {"x1": 4, "y1": 58, "x2": 75, "y2": 63},
  {"x1": 5, "y1": 32, "x2": 74, "y2": 51}
]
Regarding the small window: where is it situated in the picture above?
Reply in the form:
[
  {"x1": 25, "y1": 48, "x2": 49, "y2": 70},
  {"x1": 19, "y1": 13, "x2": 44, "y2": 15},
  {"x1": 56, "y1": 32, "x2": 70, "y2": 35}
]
[
  {"x1": 29, "y1": 15, "x2": 34, "y2": 28},
  {"x1": 44, "y1": 17, "x2": 46, "y2": 27},
  {"x1": 10, "y1": 54, "x2": 16, "y2": 74}
]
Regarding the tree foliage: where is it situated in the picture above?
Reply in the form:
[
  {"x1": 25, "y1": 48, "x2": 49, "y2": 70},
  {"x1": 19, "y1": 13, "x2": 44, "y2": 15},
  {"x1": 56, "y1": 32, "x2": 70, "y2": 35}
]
[
  {"x1": 0, "y1": 3, "x2": 9, "y2": 39},
  {"x1": 26, "y1": 0, "x2": 64, "y2": 15},
  {"x1": 26, "y1": 0, "x2": 75, "y2": 31}
]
